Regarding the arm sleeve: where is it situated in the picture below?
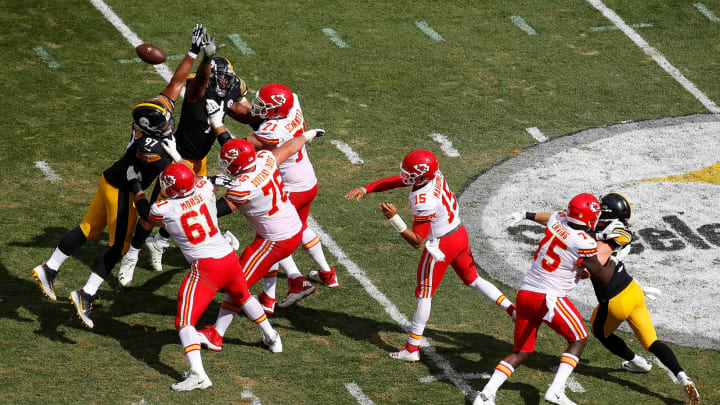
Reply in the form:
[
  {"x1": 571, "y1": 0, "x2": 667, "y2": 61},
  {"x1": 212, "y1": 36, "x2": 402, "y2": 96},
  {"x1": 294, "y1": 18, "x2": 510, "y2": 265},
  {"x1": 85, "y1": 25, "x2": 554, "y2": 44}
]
[
  {"x1": 363, "y1": 175, "x2": 407, "y2": 194},
  {"x1": 135, "y1": 198, "x2": 150, "y2": 221},
  {"x1": 412, "y1": 219, "x2": 432, "y2": 240},
  {"x1": 216, "y1": 197, "x2": 233, "y2": 218}
]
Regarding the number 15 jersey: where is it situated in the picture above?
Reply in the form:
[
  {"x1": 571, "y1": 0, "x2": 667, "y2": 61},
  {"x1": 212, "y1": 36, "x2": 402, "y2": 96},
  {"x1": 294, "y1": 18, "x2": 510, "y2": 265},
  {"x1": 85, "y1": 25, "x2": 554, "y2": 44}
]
[{"x1": 520, "y1": 211, "x2": 598, "y2": 296}]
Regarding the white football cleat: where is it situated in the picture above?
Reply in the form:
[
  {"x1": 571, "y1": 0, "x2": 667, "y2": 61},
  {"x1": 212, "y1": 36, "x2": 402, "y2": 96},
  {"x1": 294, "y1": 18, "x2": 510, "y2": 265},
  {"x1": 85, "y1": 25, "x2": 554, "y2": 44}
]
[
  {"x1": 262, "y1": 330, "x2": 282, "y2": 353},
  {"x1": 145, "y1": 235, "x2": 169, "y2": 272},
  {"x1": 621, "y1": 355, "x2": 652, "y2": 373},
  {"x1": 171, "y1": 369, "x2": 212, "y2": 392},
  {"x1": 118, "y1": 254, "x2": 138, "y2": 287},
  {"x1": 544, "y1": 385, "x2": 576, "y2": 405},
  {"x1": 679, "y1": 375, "x2": 700, "y2": 405},
  {"x1": 473, "y1": 390, "x2": 496, "y2": 405},
  {"x1": 389, "y1": 346, "x2": 420, "y2": 362}
]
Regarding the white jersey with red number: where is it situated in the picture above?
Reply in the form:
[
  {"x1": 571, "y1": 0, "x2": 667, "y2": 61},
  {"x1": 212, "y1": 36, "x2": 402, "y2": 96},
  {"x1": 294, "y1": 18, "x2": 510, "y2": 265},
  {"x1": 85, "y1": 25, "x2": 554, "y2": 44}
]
[
  {"x1": 408, "y1": 171, "x2": 461, "y2": 240},
  {"x1": 520, "y1": 212, "x2": 598, "y2": 296},
  {"x1": 252, "y1": 94, "x2": 317, "y2": 192},
  {"x1": 224, "y1": 150, "x2": 302, "y2": 241},
  {"x1": 149, "y1": 179, "x2": 232, "y2": 262}
]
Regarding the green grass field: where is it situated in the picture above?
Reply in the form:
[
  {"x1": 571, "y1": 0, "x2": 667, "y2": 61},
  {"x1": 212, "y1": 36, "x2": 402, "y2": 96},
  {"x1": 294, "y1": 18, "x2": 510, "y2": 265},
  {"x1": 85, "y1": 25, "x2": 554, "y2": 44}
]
[{"x1": 2, "y1": 0, "x2": 719, "y2": 403}]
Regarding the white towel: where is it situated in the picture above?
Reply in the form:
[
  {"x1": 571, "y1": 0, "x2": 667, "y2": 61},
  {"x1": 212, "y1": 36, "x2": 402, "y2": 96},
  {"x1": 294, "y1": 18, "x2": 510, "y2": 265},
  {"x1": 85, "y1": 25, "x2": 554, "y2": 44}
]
[
  {"x1": 425, "y1": 239, "x2": 446, "y2": 262},
  {"x1": 543, "y1": 292, "x2": 558, "y2": 322}
]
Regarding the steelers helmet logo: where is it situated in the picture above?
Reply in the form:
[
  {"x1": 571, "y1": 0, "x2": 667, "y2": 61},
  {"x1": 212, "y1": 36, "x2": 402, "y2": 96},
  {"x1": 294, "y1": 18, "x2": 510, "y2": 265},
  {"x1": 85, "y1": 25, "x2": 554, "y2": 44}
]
[
  {"x1": 139, "y1": 117, "x2": 150, "y2": 128},
  {"x1": 227, "y1": 99, "x2": 234, "y2": 108}
]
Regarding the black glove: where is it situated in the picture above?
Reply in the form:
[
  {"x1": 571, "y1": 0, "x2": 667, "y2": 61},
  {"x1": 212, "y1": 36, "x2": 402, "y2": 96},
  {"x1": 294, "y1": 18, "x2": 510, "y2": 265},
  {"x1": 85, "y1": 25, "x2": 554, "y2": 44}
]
[
  {"x1": 127, "y1": 165, "x2": 143, "y2": 193},
  {"x1": 209, "y1": 173, "x2": 234, "y2": 188},
  {"x1": 189, "y1": 24, "x2": 206, "y2": 57}
]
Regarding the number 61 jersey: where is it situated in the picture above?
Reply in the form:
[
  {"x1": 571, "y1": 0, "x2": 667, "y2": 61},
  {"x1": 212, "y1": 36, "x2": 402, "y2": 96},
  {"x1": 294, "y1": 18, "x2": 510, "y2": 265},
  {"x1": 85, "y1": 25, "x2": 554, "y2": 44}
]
[
  {"x1": 520, "y1": 211, "x2": 598, "y2": 296},
  {"x1": 149, "y1": 179, "x2": 233, "y2": 262},
  {"x1": 224, "y1": 150, "x2": 302, "y2": 241}
]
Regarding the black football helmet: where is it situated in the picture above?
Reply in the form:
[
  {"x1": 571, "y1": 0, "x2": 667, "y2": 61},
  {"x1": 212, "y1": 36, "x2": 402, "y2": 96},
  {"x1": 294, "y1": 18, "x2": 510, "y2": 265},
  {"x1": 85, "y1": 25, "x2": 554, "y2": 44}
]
[
  {"x1": 599, "y1": 193, "x2": 631, "y2": 222},
  {"x1": 132, "y1": 101, "x2": 174, "y2": 138},
  {"x1": 210, "y1": 57, "x2": 239, "y2": 97}
]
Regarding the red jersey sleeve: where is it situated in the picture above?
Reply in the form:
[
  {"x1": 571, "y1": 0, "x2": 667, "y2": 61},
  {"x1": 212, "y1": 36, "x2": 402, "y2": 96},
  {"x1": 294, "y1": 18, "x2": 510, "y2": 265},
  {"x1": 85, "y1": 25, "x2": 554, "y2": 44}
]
[{"x1": 363, "y1": 175, "x2": 407, "y2": 193}]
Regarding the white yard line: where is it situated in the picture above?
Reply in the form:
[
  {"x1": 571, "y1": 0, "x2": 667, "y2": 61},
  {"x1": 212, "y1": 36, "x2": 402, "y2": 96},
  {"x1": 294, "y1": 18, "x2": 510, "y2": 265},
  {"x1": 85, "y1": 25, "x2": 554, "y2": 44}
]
[
  {"x1": 32, "y1": 46, "x2": 60, "y2": 68},
  {"x1": 589, "y1": 22, "x2": 654, "y2": 32},
  {"x1": 694, "y1": 3, "x2": 720, "y2": 22},
  {"x1": 228, "y1": 34, "x2": 256, "y2": 55},
  {"x1": 525, "y1": 126, "x2": 548, "y2": 143},
  {"x1": 322, "y1": 28, "x2": 350, "y2": 48},
  {"x1": 419, "y1": 372, "x2": 490, "y2": 383},
  {"x1": 330, "y1": 140, "x2": 364, "y2": 164},
  {"x1": 34, "y1": 161, "x2": 62, "y2": 183},
  {"x1": 241, "y1": 390, "x2": 262, "y2": 405},
  {"x1": 586, "y1": 0, "x2": 720, "y2": 113},
  {"x1": 428, "y1": 133, "x2": 460, "y2": 157},
  {"x1": 344, "y1": 382, "x2": 375, "y2": 405},
  {"x1": 511, "y1": 16, "x2": 537, "y2": 35},
  {"x1": 414, "y1": 21, "x2": 445, "y2": 42}
]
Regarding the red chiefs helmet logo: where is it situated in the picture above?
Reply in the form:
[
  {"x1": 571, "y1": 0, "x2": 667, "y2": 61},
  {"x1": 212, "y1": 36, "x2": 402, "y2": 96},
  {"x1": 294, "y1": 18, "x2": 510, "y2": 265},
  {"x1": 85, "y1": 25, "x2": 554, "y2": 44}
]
[
  {"x1": 269, "y1": 94, "x2": 287, "y2": 107},
  {"x1": 414, "y1": 163, "x2": 430, "y2": 173},
  {"x1": 590, "y1": 201, "x2": 601, "y2": 212},
  {"x1": 159, "y1": 173, "x2": 176, "y2": 191},
  {"x1": 222, "y1": 148, "x2": 239, "y2": 162}
]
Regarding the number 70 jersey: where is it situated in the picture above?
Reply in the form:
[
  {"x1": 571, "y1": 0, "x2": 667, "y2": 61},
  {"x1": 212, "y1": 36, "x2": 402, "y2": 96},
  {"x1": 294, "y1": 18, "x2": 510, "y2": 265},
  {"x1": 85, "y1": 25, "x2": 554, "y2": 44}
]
[{"x1": 520, "y1": 211, "x2": 598, "y2": 296}]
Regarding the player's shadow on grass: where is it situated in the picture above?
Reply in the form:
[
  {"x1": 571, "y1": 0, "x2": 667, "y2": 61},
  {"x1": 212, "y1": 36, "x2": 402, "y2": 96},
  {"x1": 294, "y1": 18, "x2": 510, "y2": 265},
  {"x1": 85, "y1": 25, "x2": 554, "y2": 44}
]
[{"x1": 426, "y1": 328, "x2": 683, "y2": 405}]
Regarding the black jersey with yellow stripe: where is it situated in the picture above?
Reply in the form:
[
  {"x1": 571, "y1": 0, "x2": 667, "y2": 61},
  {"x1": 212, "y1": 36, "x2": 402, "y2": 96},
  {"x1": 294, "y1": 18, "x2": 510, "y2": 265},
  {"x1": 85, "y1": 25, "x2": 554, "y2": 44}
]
[
  {"x1": 591, "y1": 239, "x2": 634, "y2": 302},
  {"x1": 173, "y1": 75, "x2": 248, "y2": 160},
  {"x1": 103, "y1": 125, "x2": 174, "y2": 192}
]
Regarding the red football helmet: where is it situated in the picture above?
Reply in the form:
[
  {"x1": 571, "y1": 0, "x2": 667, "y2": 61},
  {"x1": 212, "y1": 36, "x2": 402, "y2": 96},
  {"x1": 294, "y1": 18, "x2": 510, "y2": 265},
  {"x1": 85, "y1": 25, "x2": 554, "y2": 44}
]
[
  {"x1": 218, "y1": 138, "x2": 256, "y2": 176},
  {"x1": 251, "y1": 83, "x2": 294, "y2": 120},
  {"x1": 567, "y1": 193, "x2": 602, "y2": 231},
  {"x1": 159, "y1": 163, "x2": 195, "y2": 198},
  {"x1": 400, "y1": 149, "x2": 439, "y2": 186}
]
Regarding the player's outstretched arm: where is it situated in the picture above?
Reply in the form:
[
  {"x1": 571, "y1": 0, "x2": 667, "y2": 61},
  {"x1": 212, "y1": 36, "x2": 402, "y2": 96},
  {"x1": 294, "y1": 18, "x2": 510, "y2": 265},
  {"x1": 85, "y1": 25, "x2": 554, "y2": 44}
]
[
  {"x1": 161, "y1": 25, "x2": 205, "y2": 101},
  {"x1": 272, "y1": 129, "x2": 325, "y2": 164},
  {"x1": 345, "y1": 188, "x2": 366, "y2": 201}
]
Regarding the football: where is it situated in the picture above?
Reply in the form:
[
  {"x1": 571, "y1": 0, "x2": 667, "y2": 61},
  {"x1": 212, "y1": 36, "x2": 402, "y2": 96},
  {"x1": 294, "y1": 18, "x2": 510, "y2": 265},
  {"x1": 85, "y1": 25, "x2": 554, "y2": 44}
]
[{"x1": 135, "y1": 43, "x2": 166, "y2": 65}]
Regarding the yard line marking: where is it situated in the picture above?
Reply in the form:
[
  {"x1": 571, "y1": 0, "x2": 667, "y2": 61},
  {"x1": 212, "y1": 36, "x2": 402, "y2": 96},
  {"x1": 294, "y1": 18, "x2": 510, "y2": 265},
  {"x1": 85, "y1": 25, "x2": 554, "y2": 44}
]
[
  {"x1": 33, "y1": 46, "x2": 60, "y2": 68},
  {"x1": 419, "y1": 372, "x2": 490, "y2": 383},
  {"x1": 117, "y1": 54, "x2": 183, "y2": 64},
  {"x1": 330, "y1": 140, "x2": 364, "y2": 164},
  {"x1": 653, "y1": 357, "x2": 679, "y2": 383},
  {"x1": 586, "y1": 0, "x2": 720, "y2": 113},
  {"x1": 414, "y1": 20, "x2": 444, "y2": 42},
  {"x1": 228, "y1": 34, "x2": 256, "y2": 55},
  {"x1": 694, "y1": 3, "x2": 720, "y2": 22},
  {"x1": 308, "y1": 215, "x2": 474, "y2": 397},
  {"x1": 241, "y1": 390, "x2": 262, "y2": 404},
  {"x1": 589, "y1": 22, "x2": 654, "y2": 32},
  {"x1": 525, "y1": 126, "x2": 548, "y2": 143},
  {"x1": 511, "y1": 16, "x2": 537, "y2": 35},
  {"x1": 428, "y1": 133, "x2": 460, "y2": 157},
  {"x1": 88, "y1": 0, "x2": 176, "y2": 91},
  {"x1": 344, "y1": 382, "x2": 374, "y2": 405},
  {"x1": 322, "y1": 28, "x2": 350, "y2": 48},
  {"x1": 34, "y1": 161, "x2": 62, "y2": 183}
]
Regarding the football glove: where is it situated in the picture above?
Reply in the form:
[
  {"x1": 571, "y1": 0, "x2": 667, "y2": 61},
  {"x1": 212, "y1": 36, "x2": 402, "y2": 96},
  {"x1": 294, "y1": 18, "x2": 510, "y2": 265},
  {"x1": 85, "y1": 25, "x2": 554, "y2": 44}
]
[
  {"x1": 506, "y1": 211, "x2": 526, "y2": 227},
  {"x1": 127, "y1": 165, "x2": 143, "y2": 193},
  {"x1": 208, "y1": 173, "x2": 234, "y2": 188},
  {"x1": 202, "y1": 32, "x2": 225, "y2": 59},
  {"x1": 206, "y1": 99, "x2": 224, "y2": 129},
  {"x1": 224, "y1": 230, "x2": 240, "y2": 250},
  {"x1": 189, "y1": 24, "x2": 206, "y2": 58},
  {"x1": 596, "y1": 220, "x2": 632, "y2": 246},
  {"x1": 302, "y1": 128, "x2": 325, "y2": 144},
  {"x1": 161, "y1": 136, "x2": 182, "y2": 163}
]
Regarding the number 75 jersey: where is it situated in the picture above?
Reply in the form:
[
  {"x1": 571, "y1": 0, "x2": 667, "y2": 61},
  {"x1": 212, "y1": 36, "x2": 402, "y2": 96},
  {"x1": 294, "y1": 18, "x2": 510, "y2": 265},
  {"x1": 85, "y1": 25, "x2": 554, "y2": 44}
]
[{"x1": 520, "y1": 211, "x2": 598, "y2": 296}]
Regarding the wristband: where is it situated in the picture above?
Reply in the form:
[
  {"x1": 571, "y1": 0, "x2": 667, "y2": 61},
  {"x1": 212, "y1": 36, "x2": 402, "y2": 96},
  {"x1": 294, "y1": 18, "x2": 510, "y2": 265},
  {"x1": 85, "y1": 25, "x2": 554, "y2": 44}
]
[
  {"x1": 129, "y1": 180, "x2": 143, "y2": 194},
  {"x1": 388, "y1": 214, "x2": 407, "y2": 233},
  {"x1": 217, "y1": 130, "x2": 233, "y2": 145},
  {"x1": 187, "y1": 51, "x2": 198, "y2": 59},
  {"x1": 525, "y1": 212, "x2": 536, "y2": 221}
]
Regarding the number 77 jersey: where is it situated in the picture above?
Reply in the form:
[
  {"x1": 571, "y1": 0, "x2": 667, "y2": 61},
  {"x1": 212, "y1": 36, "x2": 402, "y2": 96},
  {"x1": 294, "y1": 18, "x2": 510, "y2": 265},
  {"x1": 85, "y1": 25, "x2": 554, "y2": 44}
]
[
  {"x1": 520, "y1": 211, "x2": 598, "y2": 296},
  {"x1": 224, "y1": 150, "x2": 302, "y2": 241}
]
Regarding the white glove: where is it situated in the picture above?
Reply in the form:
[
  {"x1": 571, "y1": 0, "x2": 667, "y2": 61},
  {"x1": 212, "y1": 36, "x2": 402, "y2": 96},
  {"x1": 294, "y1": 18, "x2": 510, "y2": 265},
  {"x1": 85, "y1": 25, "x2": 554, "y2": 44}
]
[
  {"x1": 506, "y1": 211, "x2": 526, "y2": 227},
  {"x1": 302, "y1": 128, "x2": 325, "y2": 144},
  {"x1": 614, "y1": 244, "x2": 631, "y2": 262},
  {"x1": 206, "y1": 99, "x2": 224, "y2": 129},
  {"x1": 202, "y1": 32, "x2": 225, "y2": 59},
  {"x1": 126, "y1": 165, "x2": 142, "y2": 183},
  {"x1": 224, "y1": 230, "x2": 240, "y2": 250},
  {"x1": 162, "y1": 136, "x2": 182, "y2": 162},
  {"x1": 595, "y1": 219, "x2": 625, "y2": 240}
]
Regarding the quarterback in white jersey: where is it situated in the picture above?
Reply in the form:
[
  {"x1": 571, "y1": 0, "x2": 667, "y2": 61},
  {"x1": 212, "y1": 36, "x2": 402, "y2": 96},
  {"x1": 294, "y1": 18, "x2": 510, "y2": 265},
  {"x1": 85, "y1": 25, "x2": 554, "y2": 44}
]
[
  {"x1": 245, "y1": 83, "x2": 338, "y2": 312},
  {"x1": 474, "y1": 193, "x2": 617, "y2": 405},
  {"x1": 132, "y1": 162, "x2": 281, "y2": 392},
  {"x1": 345, "y1": 149, "x2": 515, "y2": 363}
]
